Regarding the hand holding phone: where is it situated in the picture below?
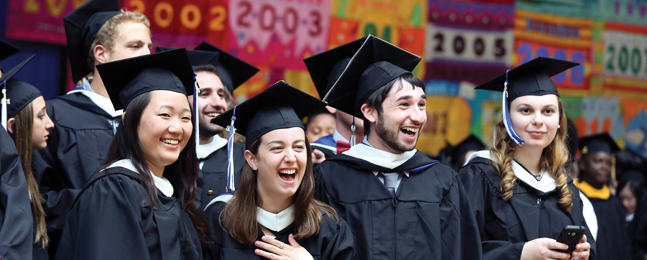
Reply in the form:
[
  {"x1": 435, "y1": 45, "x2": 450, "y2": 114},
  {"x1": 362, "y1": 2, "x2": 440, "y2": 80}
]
[{"x1": 554, "y1": 225, "x2": 586, "y2": 255}]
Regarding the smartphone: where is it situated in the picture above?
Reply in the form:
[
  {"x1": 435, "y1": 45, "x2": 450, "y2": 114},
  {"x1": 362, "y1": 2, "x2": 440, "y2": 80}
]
[{"x1": 554, "y1": 225, "x2": 586, "y2": 255}]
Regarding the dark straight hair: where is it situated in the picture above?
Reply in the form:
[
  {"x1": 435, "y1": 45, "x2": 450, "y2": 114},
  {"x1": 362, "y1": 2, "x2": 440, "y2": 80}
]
[{"x1": 100, "y1": 91, "x2": 210, "y2": 245}]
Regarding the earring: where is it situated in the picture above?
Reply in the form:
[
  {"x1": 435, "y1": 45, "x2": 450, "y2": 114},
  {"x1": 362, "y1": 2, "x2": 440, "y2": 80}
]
[{"x1": 558, "y1": 125, "x2": 561, "y2": 129}]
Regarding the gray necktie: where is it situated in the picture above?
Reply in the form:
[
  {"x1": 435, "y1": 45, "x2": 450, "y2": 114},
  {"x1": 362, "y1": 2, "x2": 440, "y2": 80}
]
[{"x1": 383, "y1": 172, "x2": 399, "y2": 196}]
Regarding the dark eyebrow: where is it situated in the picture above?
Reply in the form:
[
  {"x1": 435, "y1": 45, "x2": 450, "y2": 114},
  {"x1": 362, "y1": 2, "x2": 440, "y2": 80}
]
[
  {"x1": 268, "y1": 140, "x2": 285, "y2": 145},
  {"x1": 160, "y1": 105, "x2": 191, "y2": 113},
  {"x1": 517, "y1": 103, "x2": 558, "y2": 109}
]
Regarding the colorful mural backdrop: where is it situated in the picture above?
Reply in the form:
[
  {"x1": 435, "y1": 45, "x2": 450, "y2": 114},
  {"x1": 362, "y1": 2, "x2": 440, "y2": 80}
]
[{"x1": 6, "y1": 0, "x2": 647, "y2": 156}]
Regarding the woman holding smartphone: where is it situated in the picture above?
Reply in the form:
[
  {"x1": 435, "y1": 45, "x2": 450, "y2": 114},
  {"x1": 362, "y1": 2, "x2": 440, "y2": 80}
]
[{"x1": 460, "y1": 57, "x2": 594, "y2": 260}]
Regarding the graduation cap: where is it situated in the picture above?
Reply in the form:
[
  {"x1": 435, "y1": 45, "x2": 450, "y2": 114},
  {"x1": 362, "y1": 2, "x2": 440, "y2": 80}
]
[
  {"x1": 211, "y1": 81, "x2": 326, "y2": 192},
  {"x1": 439, "y1": 134, "x2": 486, "y2": 171},
  {"x1": 616, "y1": 148, "x2": 645, "y2": 178},
  {"x1": 323, "y1": 35, "x2": 421, "y2": 119},
  {"x1": 64, "y1": 0, "x2": 120, "y2": 83},
  {"x1": 304, "y1": 36, "x2": 367, "y2": 99},
  {"x1": 1, "y1": 55, "x2": 37, "y2": 130},
  {"x1": 0, "y1": 40, "x2": 20, "y2": 63},
  {"x1": 194, "y1": 42, "x2": 259, "y2": 94},
  {"x1": 155, "y1": 46, "x2": 219, "y2": 68},
  {"x1": 97, "y1": 48, "x2": 195, "y2": 111},
  {"x1": 579, "y1": 133, "x2": 620, "y2": 156},
  {"x1": 475, "y1": 57, "x2": 579, "y2": 146}
]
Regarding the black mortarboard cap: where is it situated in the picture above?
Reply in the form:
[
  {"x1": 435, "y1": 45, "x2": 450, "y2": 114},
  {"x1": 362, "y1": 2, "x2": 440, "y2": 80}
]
[
  {"x1": 615, "y1": 148, "x2": 645, "y2": 176},
  {"x1": 97, "y1": 48, "x2": 194, "y2": 110},
  {"x1": 211, "y1": 81, "x2": 326, "y2": 147},
  {"x1": 304, "y1": 36, "x2": 367, "y2": 99},
  {"x1": 64, "y1": 0, "x2": 120, "y2": 83},
  {"x1": 475, "y1": 57, "x2": 579, "y2": 102},
  {"x1": 0, "y1": 40, "x2": 20, "y2": 63},
  {"x1": 323, "y1": 35, "x2": 421, "y2": 118},
  {"x1": 156, "y1": 46, "x2": 219, "y2": 68},
  {"x1": 1, "y1": 55, "x2": 40, "y2": 119},
  {"x1": 475, "y1": 57, "x2": 579, "y2": 146},
  {"x1": 579, "y1": 133, "x2": 620, "y2": 155},
  {"x1": 194, "y1": 42, "x2": 259, "y2": 93}
]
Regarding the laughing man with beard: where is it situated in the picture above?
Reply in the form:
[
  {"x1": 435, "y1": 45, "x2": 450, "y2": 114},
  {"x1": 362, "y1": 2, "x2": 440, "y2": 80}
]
[{"x1": 314, "y1": 35, "x2": 482, "y2": 260}]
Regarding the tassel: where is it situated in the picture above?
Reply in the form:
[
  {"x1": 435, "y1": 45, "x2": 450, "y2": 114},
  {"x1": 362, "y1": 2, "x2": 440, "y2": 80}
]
[
  {"x1": 1, "y1": 81, "x2": 7, "y2": 130},
  {"x1": 193, "y1": 74, "x2": 200, "y2": 150},
  {"x1": 350, "y1": 118, "x2": 356, "y2": 147},
  {"x1": 225, "y1": 106, "x2": 237, "y2": 193},
  {"x1": 502, "y1": 69, "x2": 524, "y2": 146}
]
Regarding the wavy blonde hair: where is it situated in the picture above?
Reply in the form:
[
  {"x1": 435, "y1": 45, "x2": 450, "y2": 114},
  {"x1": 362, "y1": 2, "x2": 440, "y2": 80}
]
[{"x1": 490, "y1": 97, "x2": 573, "y2": 213}]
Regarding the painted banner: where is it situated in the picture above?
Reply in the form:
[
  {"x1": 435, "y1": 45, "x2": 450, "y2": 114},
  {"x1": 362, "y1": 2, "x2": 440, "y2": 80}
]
[
  {"x1": 416, "y1": 95, "x2": 473, "y2": 155},
  {"x1": 226, "y1": 0, "x2": 331, "y2": 70},
  {"x1": 602, "y1": 22, "x2": 647, "y2": 97},
  {"x1": 600, "y1": 0, "x2": 647, "y2": 26},
  {"x1": 514, "y1": 9, "x2": 592, "y2": 95},
  {"x1": 425, "y1": 0, "x2": 514, "y2": 84},
  {"x1": 622, "y1": 98, "x2": 647, "y2": 157},
  {"x1": 329, "y1": 0, "x2": 427, "y2": 78},
  {"x1": 6, "y1": 0, "x2": 86, "y2": 44}
]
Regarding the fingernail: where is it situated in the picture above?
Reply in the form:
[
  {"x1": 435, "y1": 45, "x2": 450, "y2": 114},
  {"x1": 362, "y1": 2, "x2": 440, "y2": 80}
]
[{"x1": 573, "y1": 251, "x2": 578, "y2": 256}]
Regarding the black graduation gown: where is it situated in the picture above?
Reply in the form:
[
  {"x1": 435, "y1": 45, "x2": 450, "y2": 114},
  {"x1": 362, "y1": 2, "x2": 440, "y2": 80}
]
[
  {"x1": 459, "y1": 157, "x2": 596, "y2": 260},
  {"x1": 630, "y1": 193, "x2": 647, "y2": 260},
  {"x1": 587, "y1": 195, "x2": 631, "y2": 260},
  {"x1": 32, "y1": 93, "x2": 118, "y2": 254},
  {"x1": 55, "y1": 166, "x2": 202, "y2": 260},
  {"x1": 197, "y1": 143, "x2": 244, "y2": 210},
  {"x1": 203, "y1": 202, "x2": 355, "y2": 260},
  {"x1": 314, "y1": 152, "x2": 482, "y2": 260},
  {"x1": 0, "y1": 127, "x2": 34, "y2": 259},
  {"x1": 32, "y1": 222, "x2": 49, "y2": 260}
]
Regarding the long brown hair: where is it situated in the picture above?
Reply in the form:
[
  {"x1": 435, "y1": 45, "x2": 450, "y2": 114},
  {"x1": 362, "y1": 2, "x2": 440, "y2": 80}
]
[
  {"x1": 9, "y1": 102, "x2": 49, "y2": 247},
  {"x1": 220, "y1": 135, "x2": 337, "y2": 244},
  {"x1": 100, "y1": 92, "x2": 210, "y2": 245},
  {"x1": 490, "y1": 97, "x2": 573, "y2": 213}
]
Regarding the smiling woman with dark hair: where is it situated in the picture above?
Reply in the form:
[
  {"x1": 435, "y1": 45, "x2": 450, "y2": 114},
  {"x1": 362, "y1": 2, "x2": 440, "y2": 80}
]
[{"x1": 55, "y1": 49, "x2": 208, "y2": 260}]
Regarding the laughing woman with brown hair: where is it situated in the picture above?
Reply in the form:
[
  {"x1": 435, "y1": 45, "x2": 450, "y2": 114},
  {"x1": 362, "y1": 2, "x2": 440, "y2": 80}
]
[{"x1": 203, "y1": 82, "x2": 355, "y2": 260}]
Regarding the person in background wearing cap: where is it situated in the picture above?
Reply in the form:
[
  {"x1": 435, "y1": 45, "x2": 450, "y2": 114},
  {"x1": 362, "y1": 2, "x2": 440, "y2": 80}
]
[
  {"x1": 204, "y1": 81, "x2": 355, "y2": 260},
  {"x1": 0, "y1": 41, "x2": 38, "y2": 260},
  {"x1": 3, "y1": 54, "x2": 54, "y2": 260},
  {"x1": 438, "y1": 134, "x2": 486, "y2": 172},
  {"x1": 55, "y1": 49, "x2": 207, "y2": 260},
  {"x1": 165, "y1": 42, "x2": 259, "y2": 210},
  {"x1": 31, "y1": 0, "x2": 153, "y2": 254},
  {"x1": 313, "y1": 35, "x2": 481, "y2": 260},
  {"x1": 576, "y1": 133, "x2": 631, "y2": 260},
  {"x1": 460, "y1": 57, "x2": 593, "y2": 260},
  {"x1": 305, "y1": 37, "x2": 367, "y2": 160}
]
